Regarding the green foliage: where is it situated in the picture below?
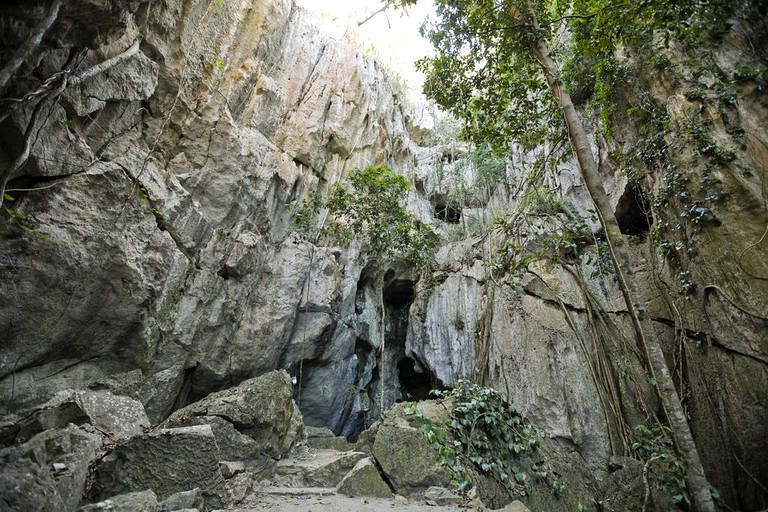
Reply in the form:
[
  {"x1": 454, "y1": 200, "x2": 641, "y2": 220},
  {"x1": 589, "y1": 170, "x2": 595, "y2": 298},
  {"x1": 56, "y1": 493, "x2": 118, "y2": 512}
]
[
  {"x1": 294, "y1": 165, "x2": 436, "y2": 267},
  {"x1": 520, "y1": 185, "x2": 564, "y2": 215},
  {"x1": 416, "y1": 0, "x2": 565, "y2": 153},
  {"x1": 3, "y1": 193, "x2": 28, "y2": 224},
  {"x1": 469, "y1": 143, "x2": 507, "y2": 191},
  {"x1": 404, "y1": 380, "x2": 563, "y2": 498},
  {"x1": 733, "y1": 64, "x2": 768, "y2": 92},
  {"x1": 415, "y1": 0, "x2": 747, "y2": 154},
  {"x1": 632, "y1": 423, "x2": 689, "y2": 510}
]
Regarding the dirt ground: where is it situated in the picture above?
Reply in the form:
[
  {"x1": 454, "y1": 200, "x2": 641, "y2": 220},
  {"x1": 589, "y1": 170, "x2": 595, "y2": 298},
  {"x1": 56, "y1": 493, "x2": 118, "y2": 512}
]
[{"x1": 225, "y1": 492, "x2": 487, "y2": 512}]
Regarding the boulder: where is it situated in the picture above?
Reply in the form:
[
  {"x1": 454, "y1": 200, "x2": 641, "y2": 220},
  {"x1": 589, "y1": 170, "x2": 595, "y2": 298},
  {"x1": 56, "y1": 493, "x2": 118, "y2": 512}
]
[
  {"x1": 495, "y1": 501, "x2": 532, "y2": 512},
  {"x1": 370, "y1": 403, "x2": 451, "y2": 494},
  {"x1": 273, "y1": 448, "x2": 367, "y2": 487},
  {"x1": 0, "y1": 424, "x2": 102, "y2": 511},
  {"x1": 305, "y1": 425, "x2": 352, "y2": 451},
  {"x1": 158, "y1": 488, "x2": 204, "y2": 512},
  {"x1": 336, "y1": 458, "x2": 392, "y2": 499},
  {"x1": 89, "y1": 425, "x2": 229, "y2": 509},
  {"x1": 79, "y1": 490, "x2": 159, "y2": 512},
  {"x1": 423, "y1": 486, "x2": 463, "y2": 506},
  {"x1": 167, "y1": 415, "x2": 273, "y2": 476},
  {"x1": 4, "y1": 389, "x2": 150, "y2": 448},
  {"x1": 0, "y1": 456, "x2": 66, "y2": 511},
  {"x1": 163, "y1": 370, "x2": 303, "y2": 459}
]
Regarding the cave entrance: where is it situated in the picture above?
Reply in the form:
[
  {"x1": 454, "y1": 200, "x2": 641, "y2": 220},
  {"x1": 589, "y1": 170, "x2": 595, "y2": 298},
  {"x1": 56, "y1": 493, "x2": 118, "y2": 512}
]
[
  {"x1": 615, "y1": 184, "x2": 652, "y2": 236},
  {"x1": 383, "y1": 278, "x2": 415, "y2": 308},
  {"x1": 398, "y1": 357, "x2": 436, "y2": 401},
  {"x1": 430, "y1": 193, "x2": 461, "y2": 224},
  {"x1": 434, "y1": 202, "x2": 461, "y2": 224}
]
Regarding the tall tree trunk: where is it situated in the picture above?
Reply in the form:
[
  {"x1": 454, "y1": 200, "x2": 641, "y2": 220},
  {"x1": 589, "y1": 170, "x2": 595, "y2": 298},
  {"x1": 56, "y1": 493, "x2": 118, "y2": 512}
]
[{"x1": 527, "y1": 33, "x2": 716, "y2": 512}]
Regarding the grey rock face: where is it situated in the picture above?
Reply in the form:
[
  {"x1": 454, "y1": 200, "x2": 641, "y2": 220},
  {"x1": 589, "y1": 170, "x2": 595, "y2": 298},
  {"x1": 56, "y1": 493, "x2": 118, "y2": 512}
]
[
  {"x1": 0, "y1": 0, "x2": 766, "y2": 508},
  {"x1": 0, "y1": 0, "x2": 433, "y2": 440}
]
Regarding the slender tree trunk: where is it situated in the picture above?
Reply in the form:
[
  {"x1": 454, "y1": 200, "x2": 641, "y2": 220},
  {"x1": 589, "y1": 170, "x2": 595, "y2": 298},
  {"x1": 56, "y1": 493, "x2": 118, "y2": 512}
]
[{"x1": 527, "y1": 33, "x2": 716, "y2": 512}]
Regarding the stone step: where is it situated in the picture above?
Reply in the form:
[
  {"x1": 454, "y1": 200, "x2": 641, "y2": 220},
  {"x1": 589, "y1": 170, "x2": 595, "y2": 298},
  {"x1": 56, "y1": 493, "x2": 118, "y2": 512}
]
[
  {"x1": 304, "y1": 426, "x2": 353, "y2": 451},
  {"x1": 273, "y1": 447, "x2": 367, "y2": 487},
  {"x1": 252, "y1": 485, "x2": 338, "y2": 497}
]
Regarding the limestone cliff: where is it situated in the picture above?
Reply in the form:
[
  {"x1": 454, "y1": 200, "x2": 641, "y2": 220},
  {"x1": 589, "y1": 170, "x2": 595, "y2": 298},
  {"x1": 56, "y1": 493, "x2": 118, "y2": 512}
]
[
  {"x1": 1, "y1": 0, "x2": 766, "y2": 511},
  {"x1": 0, "y1": 0, "x2": 433, "y2": 425}
]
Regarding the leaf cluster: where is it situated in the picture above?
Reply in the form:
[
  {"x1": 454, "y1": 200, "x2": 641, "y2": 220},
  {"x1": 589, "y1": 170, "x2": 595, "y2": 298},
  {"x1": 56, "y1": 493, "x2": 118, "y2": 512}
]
[
  {"x1": 405, "y1": 380, "x2": 563, "y2": 498},
  {"x1": 632, "y1": 423, "x2": 691, "y2": 509},
  {"x1": 417, "y1": 0, "x2": 564, "y2": 153},
  {"x1": 294, "y1": 165, "x2": 436, "y2": 267}
]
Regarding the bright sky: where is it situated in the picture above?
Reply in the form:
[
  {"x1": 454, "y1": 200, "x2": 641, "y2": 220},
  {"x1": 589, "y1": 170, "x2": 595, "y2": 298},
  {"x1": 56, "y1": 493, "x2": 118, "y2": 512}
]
[{"x1": 295, "y1": 0, "x2": 435, "y2": 98}]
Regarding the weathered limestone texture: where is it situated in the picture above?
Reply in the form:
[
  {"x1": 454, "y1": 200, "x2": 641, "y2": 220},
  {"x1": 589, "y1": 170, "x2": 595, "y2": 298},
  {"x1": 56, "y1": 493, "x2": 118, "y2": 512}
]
[
  {"x1": 0, "y1": 0, "x2": 433, "y2": 434},
  {"x1": 0, "y1": 0, "x2": 766, "y2": 509},
  {"x1": 89, "y1": 425, "x2": 229, "y2": 508}
]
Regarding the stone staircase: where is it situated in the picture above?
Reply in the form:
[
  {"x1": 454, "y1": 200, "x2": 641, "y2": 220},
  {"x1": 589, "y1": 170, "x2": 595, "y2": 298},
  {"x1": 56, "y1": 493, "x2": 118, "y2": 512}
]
[{"x1": 229, "y1": 427, "x2": 479, "y2": 512}]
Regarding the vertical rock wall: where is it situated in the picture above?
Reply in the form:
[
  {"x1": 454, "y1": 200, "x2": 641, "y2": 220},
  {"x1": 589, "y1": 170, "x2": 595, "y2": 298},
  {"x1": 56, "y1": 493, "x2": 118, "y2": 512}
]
[{"x1": 0, "y1": 0, "x2": 433, "y2": 429}]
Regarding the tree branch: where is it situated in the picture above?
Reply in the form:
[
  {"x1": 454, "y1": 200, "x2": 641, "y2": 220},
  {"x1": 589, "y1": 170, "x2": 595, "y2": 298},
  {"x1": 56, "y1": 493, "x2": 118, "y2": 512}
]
[
  {"x1": 0, "y1": 0, "x2": 63, "y2": 94},
  {"x1": 68, "y1": 39, "x2": 141, "y2": 87},
  {"x1": 358, "y1": 1, "x2": 395, "y2": 27}
]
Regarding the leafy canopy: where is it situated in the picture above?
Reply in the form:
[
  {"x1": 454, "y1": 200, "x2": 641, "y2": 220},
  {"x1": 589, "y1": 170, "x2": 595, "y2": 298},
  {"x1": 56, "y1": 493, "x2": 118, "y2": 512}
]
[
  {"x1": 300, "y1": 165, "x2": 436, "y2": 266},
  {"x1": 416, "y1": 0, "x2": 741, "y2": 152}
]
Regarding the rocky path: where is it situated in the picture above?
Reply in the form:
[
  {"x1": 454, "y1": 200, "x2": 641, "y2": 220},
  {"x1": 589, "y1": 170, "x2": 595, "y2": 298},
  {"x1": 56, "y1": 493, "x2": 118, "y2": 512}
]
[
  {"x1": 224, "y1": 434, "x2": 487, "y2": 512},
  {"x1": 229, "y1": 492, "x2": 480, "y2": 512}
]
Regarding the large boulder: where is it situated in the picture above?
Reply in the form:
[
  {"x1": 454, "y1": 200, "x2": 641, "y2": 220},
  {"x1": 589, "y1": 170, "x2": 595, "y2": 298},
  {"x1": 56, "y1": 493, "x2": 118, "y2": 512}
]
[
  {"x1": 4, "y1": 389, "x2": 151, "y2": 446},
  {"x1": 88, "y1": 425, "x2": 229, "y2": 509},
  {"x1": 369, "y1": 402, "x2": 452, "y2": 494},
  {"x1": 162, "y1": 370, "x2": 303, "y2": 460},
  {"x1": 0, "y1": 424, "x2": 103, "y2": 511}
]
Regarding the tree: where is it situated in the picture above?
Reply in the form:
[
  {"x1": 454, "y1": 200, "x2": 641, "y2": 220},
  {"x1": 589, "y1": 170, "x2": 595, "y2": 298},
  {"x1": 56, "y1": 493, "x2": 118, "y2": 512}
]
[
  {"x1": 321, "y1": 164, "x2": 436, "y2": 267},
  {"x1": 411, "y1": 1, "x2": 726, "y2": 510}
]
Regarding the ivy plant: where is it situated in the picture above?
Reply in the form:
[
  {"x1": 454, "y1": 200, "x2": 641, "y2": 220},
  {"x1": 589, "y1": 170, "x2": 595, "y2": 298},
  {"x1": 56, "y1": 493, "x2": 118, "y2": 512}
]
[{"x1": 405, "y1": 380, "x2": 564, "y2": 498}]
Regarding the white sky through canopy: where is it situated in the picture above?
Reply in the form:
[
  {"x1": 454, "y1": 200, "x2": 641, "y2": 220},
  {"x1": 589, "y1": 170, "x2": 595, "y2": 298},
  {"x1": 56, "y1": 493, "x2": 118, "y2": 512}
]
[{"x1": 294, "y1": 0, "x2": 435, "y2": 97}]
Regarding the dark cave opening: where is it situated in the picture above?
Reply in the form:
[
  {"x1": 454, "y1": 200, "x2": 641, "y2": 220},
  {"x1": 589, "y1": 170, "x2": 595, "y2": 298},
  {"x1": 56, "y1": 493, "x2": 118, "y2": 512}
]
[
  {"x1": 434, "y1": 202, "x2": 461, "y2": 224},
  {"x1": 615, "y1": 185, "x2": 653, "y2": 236},
  {"x1": 398, "y1": 357, "x2": 436, "y2": 401},
  {"x1": 383, "y1": 279, "x2": 415, "y2": 308}
]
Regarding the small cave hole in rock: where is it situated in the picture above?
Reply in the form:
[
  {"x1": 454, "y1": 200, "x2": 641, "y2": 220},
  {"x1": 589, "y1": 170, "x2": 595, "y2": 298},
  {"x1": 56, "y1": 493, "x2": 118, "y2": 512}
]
[
  {"x1": 615, "y1": 185, "x2": 653, "y2": 236},
  {"x1": 398, "y1": 357, "x2": 438, "y2": 401},
  {"x1": 434, "y1": 202, "x2": 461, "y2": 224},
  {"x1": 383, "y1": 279, "x2": 415, "y2": 308}
]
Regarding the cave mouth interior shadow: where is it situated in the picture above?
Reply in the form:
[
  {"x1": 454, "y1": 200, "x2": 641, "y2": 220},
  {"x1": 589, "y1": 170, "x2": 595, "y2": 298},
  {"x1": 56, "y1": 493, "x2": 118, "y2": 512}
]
[
  {"x1": 383, "y1": 278, "x2": 415, "y2": 308},
  {"x1": 615, "y1": 184, "x2": 652, "y2": 236},
  {"x1": 398, "y1": 357, "x2": 438, "y2": 401}
]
